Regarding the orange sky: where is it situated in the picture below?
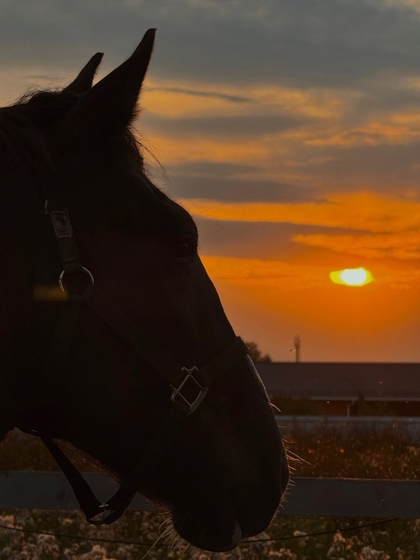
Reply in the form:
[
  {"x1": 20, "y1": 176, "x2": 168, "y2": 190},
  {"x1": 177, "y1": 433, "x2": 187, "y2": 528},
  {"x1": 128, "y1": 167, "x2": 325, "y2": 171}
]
[
  {"x1": 141, "y1": 81, "x2": 420, "y2": 362},
  {"x1": 3, "y1": 1, "x2": 420, "y2": 361}
]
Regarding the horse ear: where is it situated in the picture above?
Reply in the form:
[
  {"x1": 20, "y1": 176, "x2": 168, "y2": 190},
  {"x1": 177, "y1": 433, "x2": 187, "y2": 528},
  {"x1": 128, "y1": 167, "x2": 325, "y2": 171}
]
[
  {"x1": 63, "y1": 28, "x2": 156, "y2": 136},
  {"x1": 63, "y1": 53, "x2": 104, "y2": 95}
]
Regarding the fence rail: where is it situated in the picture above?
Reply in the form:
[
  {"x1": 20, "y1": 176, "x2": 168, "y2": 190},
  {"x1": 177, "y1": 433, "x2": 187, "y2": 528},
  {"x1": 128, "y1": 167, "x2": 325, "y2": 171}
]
[
  {"x1": 0, "y1": 472, "x2": 419, "y2": 518},
  {"x1": 276, "y1": 415, "x2": 420, "y2": 438}
]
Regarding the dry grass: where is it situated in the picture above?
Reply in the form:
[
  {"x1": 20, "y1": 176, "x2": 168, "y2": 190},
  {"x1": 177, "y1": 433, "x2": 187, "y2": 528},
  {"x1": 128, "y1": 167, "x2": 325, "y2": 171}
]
[
  {"x1": 0, "y1": 509, "x2": 419, "y2": 559},
  {"x1": 284, "y1": 422, "x2": 420, "y2": 479}
]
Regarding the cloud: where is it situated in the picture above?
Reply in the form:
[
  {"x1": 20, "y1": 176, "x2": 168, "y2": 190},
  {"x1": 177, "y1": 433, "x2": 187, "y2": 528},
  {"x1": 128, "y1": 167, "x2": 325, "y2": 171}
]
[
  {"x1": 143, "y1": 133, "x2": 269, "y2": 165},
  {"x1": 306, "y1": 105, "x2": 420, "y2": 148},
  {"x1": 143, "y1": 0, "x2": 420, "y2": 91},
  {"x1": 384, "y1": 0, "x2": 420, "y2": 13},
  {"x1": 307, "y1": 122, "x2": 420, "y2": 147},
  {"x1": 201, "y1": 254, "x2": 420, "y2": 290},
  {"x1": 196, "y1": 219, "x2": 342, "y2": 261},
  {"x1": 179, "y1": 192, "x2": 420, "y2": 233},
  {"x1": 4, "y1": 0, "x2": 420, "y2": 91},
  {"x1": 137, "y1": 75, "x2": 420, "y2": 199},
  {"x1": 168, "y1": 175, "x2": 316, "y2": 203},
  {"x1": 5, "y1": 1, "x2": 420, "y2": 203},
  {"x1": 295, "y1": 140, "x2": 420, "y2": 192},
  {"x1": 201, "y1": 255, "x2": 329, "y2": 288},
  {"x1": 141, "y1": 80, "x2": 350, "y2": 120},
  {"x1": 159, "y1": 159, "x2": 316, "y2": 203},
  {"x1": 143, "y1": 113, "x2": 301, "y2": 139},
  {"x1": 294, "y1": 231, "x2": 420, "y2": 260},
  {"x1": 146, "y1": 86, "x2": 249, "y2": 104},
  {"x1": 166, "y1": 161, "x2": 259, "y2": 176}
]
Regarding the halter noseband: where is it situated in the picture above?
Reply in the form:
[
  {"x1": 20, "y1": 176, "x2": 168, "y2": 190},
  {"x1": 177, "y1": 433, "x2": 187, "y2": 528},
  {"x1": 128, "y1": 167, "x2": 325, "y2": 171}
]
[{"x1": 18, "y1": 129, "x2": 249, "y2": 525}]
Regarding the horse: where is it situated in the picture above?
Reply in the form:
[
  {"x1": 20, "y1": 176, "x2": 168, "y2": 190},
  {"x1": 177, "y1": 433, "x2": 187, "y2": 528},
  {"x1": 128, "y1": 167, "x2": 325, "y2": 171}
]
[{"x1": 0, "y1": 29, "x2": 289, "y2": 552}]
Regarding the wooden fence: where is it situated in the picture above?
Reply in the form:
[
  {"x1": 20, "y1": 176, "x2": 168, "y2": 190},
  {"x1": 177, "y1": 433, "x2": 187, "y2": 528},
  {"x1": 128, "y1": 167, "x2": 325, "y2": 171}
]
[{"x1": 0, "y1": 472, "x2": 419, "y2": 518}]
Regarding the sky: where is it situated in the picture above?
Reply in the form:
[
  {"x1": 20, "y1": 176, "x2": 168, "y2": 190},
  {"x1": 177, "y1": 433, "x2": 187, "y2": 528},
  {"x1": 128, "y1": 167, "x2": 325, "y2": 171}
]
[{"x1": 2, "y1": 0, "x2": 420, "y2": 362}]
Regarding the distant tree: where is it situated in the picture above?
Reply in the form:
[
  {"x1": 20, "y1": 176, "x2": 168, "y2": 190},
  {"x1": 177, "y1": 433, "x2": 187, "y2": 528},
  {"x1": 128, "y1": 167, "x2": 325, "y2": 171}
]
[{"x1": 245, "y1": 341, "x2": 272, "y2": 363}]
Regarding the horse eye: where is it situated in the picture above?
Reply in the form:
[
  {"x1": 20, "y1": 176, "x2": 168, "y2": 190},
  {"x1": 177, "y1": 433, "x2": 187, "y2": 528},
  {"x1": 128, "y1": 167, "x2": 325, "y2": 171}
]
[{"x1": 172, "y1": 239, "x2": 196, "y2": 260}]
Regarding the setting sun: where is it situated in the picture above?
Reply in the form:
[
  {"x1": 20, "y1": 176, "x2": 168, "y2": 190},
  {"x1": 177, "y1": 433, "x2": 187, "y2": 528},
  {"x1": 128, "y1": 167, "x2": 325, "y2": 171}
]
[{"x1": 330, "y1": 267, "x2": 373, "y2": 287}]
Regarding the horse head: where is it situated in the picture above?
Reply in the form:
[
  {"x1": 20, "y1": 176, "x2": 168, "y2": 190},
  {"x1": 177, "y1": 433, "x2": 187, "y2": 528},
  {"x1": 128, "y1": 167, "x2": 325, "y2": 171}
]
[{"x1": 0, "y1": 29, "x2": 289, "y2": 552}]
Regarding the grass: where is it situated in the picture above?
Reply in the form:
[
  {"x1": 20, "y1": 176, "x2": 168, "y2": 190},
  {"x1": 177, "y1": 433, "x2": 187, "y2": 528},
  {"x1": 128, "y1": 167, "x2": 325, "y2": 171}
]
[
  {"x1": 0, "y1": 508, "x2": 419, "y2": 559},
  {"x1": 284, "y1": 422, "x2": 420, "y2": 479},
  {"x1": 0, "y1": 424, "x2": 418, "y2": 559}
]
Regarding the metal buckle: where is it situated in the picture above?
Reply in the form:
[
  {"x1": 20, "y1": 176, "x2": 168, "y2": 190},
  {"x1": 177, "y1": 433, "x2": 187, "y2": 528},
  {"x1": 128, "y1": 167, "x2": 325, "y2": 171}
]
[
  {"x1": 170, "y1": 366, "x2": 208, "y2": 415},
  {"x1": 50, "y1": 208, "x2": 73, "y2": 239},
  {"x1": 88, "y1": 503, "x2": 111, "y2": 525}
]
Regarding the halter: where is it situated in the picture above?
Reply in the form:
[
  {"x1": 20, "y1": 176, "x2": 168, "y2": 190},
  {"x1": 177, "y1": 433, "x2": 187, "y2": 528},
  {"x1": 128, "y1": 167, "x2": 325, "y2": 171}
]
[{"x1": 18, "y1": 129, "x2": 249, "y2": 525}]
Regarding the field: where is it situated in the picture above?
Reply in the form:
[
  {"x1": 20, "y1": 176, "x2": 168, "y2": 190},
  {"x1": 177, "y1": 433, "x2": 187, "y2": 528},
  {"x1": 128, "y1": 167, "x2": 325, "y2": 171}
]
[{"x1": 0, "y1": 423, "x2": 418, "y2": 559}]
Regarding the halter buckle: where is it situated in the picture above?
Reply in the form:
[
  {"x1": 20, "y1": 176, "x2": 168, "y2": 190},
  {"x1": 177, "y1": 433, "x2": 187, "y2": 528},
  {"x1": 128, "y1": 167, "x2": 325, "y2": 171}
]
[
  {"x1": 170, "y1": 366, "x2": 208, "y2": 416},
  {"x1": 88, "y1": 503, "x2": 111, "y2": 525}
]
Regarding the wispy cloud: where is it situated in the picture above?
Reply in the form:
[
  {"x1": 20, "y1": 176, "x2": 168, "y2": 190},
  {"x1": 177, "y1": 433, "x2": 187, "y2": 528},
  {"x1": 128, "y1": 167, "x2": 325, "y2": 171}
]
[
  {"x1": 201, "y1": 255, "x2": 420, "y2": 290},
  {"x1": 142, "y1": 79, "x2": 352, "y2": 120},
  {"x1": 294, "y1": 231, "x2": 420, "y2": 260},
  {"x1": 201, "y1": 255, "x2": 330, "y2": 288},
  {"x1": 180, "y1": 192, "x2": 420, "y2": 233},
  {"x1": 146, "y1": 85, "x2": 249, "y2": 103}
]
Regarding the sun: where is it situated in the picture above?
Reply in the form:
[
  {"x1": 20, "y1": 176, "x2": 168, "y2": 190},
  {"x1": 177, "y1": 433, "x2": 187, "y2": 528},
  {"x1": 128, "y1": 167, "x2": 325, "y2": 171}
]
[{"x1": 330, "y1": 267, "x2": 373, "y2": 287}]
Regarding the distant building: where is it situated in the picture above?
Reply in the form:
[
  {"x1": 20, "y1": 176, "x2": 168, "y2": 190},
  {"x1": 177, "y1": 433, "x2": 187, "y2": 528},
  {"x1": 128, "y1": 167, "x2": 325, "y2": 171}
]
[{"x1": 257, "y1": 362, "x2": 420, "y2": 416}]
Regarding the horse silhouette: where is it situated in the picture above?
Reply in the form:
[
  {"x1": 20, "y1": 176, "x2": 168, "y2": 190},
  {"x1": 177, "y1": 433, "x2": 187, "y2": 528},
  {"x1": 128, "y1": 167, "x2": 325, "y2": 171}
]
[{"x1": 0, "y1": 29, "x2": 289, "y2": 552}]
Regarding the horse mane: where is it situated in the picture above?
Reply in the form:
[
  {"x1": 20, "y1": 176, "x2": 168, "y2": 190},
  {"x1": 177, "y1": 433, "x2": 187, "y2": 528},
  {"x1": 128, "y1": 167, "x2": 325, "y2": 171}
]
[
  {"x1": 0, "y1": 84, "x2": 188, "y2": 240},
  {"x1": 6, "y1": 87, "x2": 146, "y2": 172}
]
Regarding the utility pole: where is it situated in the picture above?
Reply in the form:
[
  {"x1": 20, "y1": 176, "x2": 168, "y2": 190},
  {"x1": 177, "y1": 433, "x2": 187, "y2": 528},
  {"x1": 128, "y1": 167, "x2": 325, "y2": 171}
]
[{"x1": 292, "y1": 336, "x2": 301, "y2": 363}]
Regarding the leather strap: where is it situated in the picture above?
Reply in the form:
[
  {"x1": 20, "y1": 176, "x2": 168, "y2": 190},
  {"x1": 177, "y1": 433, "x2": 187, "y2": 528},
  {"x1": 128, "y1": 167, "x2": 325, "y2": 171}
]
[{"x1": 41, "y1": 435, "x2": 103, "y2": 520}]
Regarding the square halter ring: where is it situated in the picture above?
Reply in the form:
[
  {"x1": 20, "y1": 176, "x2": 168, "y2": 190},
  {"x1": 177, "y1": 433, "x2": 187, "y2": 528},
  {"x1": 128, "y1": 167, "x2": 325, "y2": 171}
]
[{"x1": 170, "y1": 366, "x2": 209, "y2": 416}]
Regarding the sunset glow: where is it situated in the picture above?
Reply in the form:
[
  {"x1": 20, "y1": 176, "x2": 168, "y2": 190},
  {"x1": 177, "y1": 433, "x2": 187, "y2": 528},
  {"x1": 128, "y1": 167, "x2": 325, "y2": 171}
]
[
  {"x1": 3, "y1": 1, "x2": 420, "y2": 361},
  {"x1": 330, "y1": 268, "x2": 373, "y2": 287}
]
